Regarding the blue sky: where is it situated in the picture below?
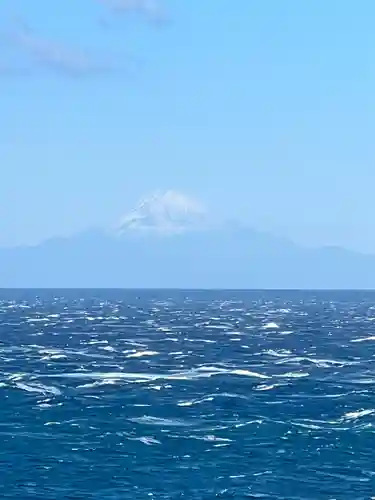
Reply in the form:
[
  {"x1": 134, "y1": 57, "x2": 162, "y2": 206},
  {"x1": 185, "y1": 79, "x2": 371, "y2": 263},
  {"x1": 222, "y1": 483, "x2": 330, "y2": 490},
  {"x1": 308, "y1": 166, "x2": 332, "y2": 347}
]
[{"x1": 1, "y1": 0, "x2": 374, "y2": 251}]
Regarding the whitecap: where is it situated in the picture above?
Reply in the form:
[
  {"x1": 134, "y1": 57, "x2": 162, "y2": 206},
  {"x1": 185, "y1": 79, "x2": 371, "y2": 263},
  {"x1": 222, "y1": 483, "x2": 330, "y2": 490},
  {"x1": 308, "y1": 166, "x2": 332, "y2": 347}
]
[
  {"x1": 41, "y1": 354, "x2": 67, "y2": 361},
  {"x1": 230, "y1": 369, "x2": 269, "y2": 379},
  {"x1": 254, "y1": 383, "x2": 284, "y2": 391},
  {"x1": 262, "y1": 322, "x2": 279, "y2": 329},
  {"x1": 128, "y1": 416, "x2": 191, "y2": 427},
  {"x1": 279, "y1": 371, "x2": 310, "y2": 378},
  {"x1": 265, "y1": 349, "x2": 292, "y2": 358},
  {"x1": 15, "y1": 382, "x2": 62, "y2": 396},
  {"x1": 126, "y1": 351, "x2": 159, "y2": 358},
  {"x1": 351, "y1": 336, "x2": 375, "y2": 343},
  {"x1": 77, "y1": 379, "x2": 122, "y2": 389},
  {"x1": 135, "y1": 436, "x2": 161, "y2": 445},
  {"x1": 343, "y1": 409, "x2": 375, "y2": 420}
]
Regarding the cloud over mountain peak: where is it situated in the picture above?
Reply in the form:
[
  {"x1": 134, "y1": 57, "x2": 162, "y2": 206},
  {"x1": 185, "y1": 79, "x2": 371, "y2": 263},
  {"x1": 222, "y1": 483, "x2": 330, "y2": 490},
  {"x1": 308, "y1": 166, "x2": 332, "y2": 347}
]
[{"x1": 115, "y1": 190, "x2": 209, "y2": 234}]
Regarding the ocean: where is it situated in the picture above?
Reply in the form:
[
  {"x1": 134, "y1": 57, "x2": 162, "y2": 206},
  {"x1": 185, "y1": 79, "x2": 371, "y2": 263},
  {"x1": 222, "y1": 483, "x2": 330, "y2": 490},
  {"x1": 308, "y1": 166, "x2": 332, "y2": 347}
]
[{"x1": 0, "y1": 289, "x2": 375, "y2": 499}]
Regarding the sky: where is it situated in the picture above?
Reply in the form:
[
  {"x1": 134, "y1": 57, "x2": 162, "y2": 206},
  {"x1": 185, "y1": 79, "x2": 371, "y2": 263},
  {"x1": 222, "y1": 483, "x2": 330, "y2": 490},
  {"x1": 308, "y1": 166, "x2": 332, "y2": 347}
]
[{"x1": 0, "y1": 0, "x2": 374, "y2": 251}]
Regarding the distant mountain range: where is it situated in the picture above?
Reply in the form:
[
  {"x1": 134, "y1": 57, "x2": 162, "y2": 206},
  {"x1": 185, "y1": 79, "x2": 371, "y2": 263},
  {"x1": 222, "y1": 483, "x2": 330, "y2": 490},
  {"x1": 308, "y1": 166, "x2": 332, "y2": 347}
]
[{"x1": 2, "y1": 190, "x2": 375, "y2": 288}]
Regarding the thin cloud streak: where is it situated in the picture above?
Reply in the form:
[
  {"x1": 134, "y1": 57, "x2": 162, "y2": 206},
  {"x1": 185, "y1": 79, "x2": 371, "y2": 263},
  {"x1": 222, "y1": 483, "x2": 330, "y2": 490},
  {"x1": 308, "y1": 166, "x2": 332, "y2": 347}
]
[
  {"x1": 0, "y1": 0, "x2": 166, "y2": 78},
  {"x1": 96, "y1": 0, "x2": 167, "y2": 24},
  {"x1": 1, "y1": 20, "x2": 131, "y2": 77}
]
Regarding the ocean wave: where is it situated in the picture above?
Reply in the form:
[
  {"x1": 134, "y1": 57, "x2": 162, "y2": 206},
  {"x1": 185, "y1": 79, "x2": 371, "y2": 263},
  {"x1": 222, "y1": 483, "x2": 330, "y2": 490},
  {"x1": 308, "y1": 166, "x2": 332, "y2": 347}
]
[{"x1": 1, "y1": 290, "x2": 375, "y2": 499}]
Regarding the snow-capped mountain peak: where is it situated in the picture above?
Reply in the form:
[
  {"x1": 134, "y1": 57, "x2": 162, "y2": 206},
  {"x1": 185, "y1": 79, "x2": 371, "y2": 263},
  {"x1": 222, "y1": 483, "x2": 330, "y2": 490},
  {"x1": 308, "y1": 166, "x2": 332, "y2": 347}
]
[{"x1": 115, "y1": 190, "x2": 209, "y2": 234}]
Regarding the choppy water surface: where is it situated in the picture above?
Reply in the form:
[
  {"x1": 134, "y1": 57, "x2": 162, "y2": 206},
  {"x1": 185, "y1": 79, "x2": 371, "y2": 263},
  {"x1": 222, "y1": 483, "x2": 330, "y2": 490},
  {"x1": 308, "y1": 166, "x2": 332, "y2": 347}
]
[{"x1": 1, "y1": 289, "x2": 375, "y2": 499}]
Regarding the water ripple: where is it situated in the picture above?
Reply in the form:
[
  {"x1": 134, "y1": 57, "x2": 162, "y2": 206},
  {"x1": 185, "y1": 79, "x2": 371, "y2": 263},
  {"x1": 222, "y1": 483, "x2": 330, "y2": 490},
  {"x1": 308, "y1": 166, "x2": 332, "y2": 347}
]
[{"x1": 0, "y1": 289, "x2": 375, "y2": 499}]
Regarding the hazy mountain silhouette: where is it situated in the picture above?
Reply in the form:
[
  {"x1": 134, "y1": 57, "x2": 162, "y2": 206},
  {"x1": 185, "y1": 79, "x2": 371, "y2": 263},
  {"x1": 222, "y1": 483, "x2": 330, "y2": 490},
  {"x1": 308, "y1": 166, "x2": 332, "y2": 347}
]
[{"x1": 1, "y1": 191, "x2": 374, "y2": 288}]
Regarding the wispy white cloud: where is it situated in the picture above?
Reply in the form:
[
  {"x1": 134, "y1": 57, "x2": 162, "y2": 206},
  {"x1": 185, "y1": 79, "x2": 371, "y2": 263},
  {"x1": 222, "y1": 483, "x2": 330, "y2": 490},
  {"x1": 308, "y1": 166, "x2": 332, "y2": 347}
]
[
  {"x1": 11, "y1": 24, "x2": 101, "y2": 74},
  {"x1": 0, "y1": 61, "x2": 30, "y2": 77},
  {"x1": 0, "y1": 0, "x2": 166, "y2": 78},
  {"x1": 1, "y1": 19, "x2": 130, "y2": 77},
  {"x1": 96, "y1": 0, "x2": 166, "y2": 24}
]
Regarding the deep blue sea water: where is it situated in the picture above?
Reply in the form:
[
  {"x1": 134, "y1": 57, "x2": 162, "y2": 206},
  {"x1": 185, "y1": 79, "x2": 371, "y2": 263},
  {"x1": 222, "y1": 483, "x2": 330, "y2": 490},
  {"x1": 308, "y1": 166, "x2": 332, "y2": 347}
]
[{"x1": 1, "y1": 289, "x2": 375, "y2": 499}]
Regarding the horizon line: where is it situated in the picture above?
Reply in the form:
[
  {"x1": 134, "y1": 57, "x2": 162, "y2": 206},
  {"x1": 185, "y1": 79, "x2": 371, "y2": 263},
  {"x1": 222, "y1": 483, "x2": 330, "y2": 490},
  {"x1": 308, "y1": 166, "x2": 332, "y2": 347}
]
[{"x1": 1, "y1": 287, "x2": 375, "y2": 292}]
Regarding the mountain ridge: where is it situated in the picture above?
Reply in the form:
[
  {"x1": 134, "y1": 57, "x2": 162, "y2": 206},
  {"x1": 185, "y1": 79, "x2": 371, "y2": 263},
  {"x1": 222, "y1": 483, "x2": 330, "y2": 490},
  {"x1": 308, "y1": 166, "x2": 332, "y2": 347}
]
[{"x1": 1, "y1": 190, "x2": 375, "y2": 289}]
